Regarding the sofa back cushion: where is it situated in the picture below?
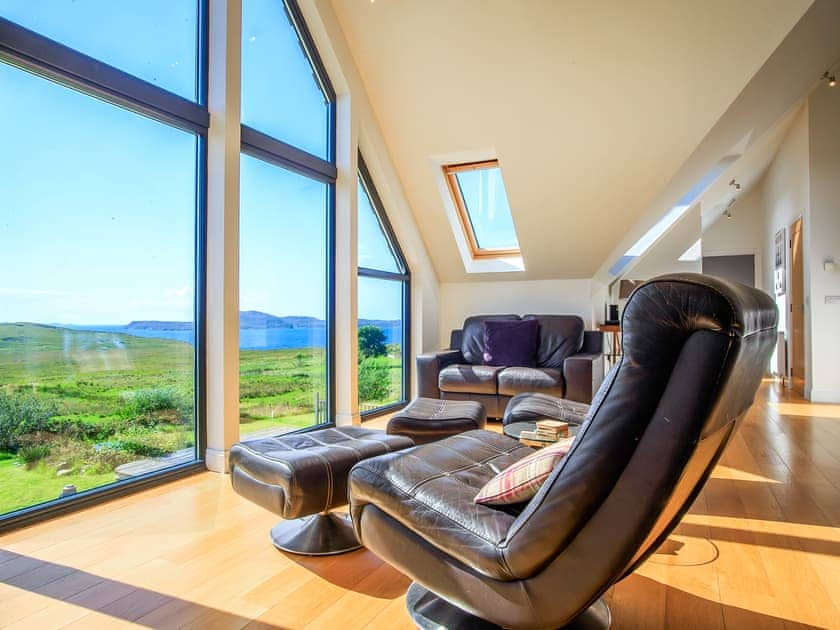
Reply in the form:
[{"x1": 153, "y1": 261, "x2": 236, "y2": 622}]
[
  {"x1": 483, "y1": 319, "x2": 539, "y2": 367},
  {"x1": 523, "y1": 315, "x2": 585, "y2": 368},
  {"x1": 460, "y1": 314, "x2": 520, "y2": 364}
]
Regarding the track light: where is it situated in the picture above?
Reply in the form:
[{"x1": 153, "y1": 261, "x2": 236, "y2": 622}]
[
  {"x1": 723, "y1": 198, "x2": 735, "y2": 219},
  {"x1": 729, "y1": 179, "x2": 741, "y2": 190},
  {"x1": 823, "y1": 71, "x2": 837, "y2": 87}
]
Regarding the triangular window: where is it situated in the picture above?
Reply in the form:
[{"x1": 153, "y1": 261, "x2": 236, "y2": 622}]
[{"x1": 358, "y1": 178, "x2": 404, "y2": 274}]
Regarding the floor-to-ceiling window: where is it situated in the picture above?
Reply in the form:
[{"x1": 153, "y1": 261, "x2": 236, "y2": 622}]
[
  {"x1": 238, "y1": 0, "x2": 336, "y2": 437},
  {"x1": 0, "y1": 2, "x2": 206, "y2": 521},
  {"x1": 357, "y1": 157, "x2": 410, "y2": 415}
]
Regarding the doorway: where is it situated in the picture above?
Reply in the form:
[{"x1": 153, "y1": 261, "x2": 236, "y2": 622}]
[{"x1": 789, "y1": 218, "x2": 805, "y2": 395}]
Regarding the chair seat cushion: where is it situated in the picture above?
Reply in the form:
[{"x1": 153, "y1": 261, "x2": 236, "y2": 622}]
[
  {"x1": 230, "y1": 426, "x2": 414, "y2": 520},
  {"x1": 439, "y1": 364, "x2": 504, "y2": 395},
  {"x1": 387, "y1": 398, "x2": 487, "y2": 445},
  {"x1": 475, "y1": 437, "x2": 575, "y2": 506},
  {"x1": 497, "y1": 367, "x2": 565, "y2": 397},
  {"x1": 349, "y1": 430, "x2": 533, "y2": 579}
]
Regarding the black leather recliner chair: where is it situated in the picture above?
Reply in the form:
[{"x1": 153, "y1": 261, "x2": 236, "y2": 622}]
[{"x1": 349, "y1": 274, "x2": 777, "y2": 629}]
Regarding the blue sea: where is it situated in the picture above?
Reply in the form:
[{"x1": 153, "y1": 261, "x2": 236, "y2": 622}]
[{"x1": 64, "y1": 324, "x2": 400, "y2": 351}]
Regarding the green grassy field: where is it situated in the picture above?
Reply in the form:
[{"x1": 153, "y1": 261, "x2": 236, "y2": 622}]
[{"x1": 0, "y1": 322, "x2": 402, "y2": 515}]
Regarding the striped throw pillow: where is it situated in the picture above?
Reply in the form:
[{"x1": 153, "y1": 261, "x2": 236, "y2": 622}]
[{"x1": 474, "y1": 437, "x2": 575, "y2": 505}]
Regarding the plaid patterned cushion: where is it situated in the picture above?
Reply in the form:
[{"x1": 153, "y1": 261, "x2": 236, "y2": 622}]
[{"x1": 474, "y1": 437, "x2": 575, "y2": 505}]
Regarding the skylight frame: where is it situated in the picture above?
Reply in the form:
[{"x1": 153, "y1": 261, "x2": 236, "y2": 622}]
[{"x1": 442, "y1": 159, "x2": 521, "y2": 260}]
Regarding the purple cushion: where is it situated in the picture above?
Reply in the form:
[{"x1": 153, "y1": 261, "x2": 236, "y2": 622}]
[{"x1": 483, "y1": 319, "x2": 539, "y2": 367}]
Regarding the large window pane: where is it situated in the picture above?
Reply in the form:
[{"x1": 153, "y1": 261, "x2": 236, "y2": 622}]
[
  {"x1": 358, "y1": 278, "x2": 404, "y2": 411},
  {"x1": 0, "y1": 63, "x2": 198, "y2": 516},
  {"x1": 239, "y1": 154, "x2": 328, "y2": 437},
  {"x1": 241, "y1": 0, "x2": 330, "y2": 158},
  {"x1": 0, "y1": 1, "x2": 199, "y2": 101}
]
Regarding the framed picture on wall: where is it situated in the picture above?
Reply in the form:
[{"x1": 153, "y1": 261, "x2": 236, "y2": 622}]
[{"x1": 774, "y1": 228, "x2": 786, "y2": 295}]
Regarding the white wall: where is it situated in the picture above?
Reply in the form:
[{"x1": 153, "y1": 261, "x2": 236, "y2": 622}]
[
  {"x1": 439, "y1": 279, "x2": 593, "y2": 348},
  {"x1": 807, "y1": 84, "x2": 840, "y2": 402},
  {"x1": 702, "y1": 184, "x2": 766, "y2": 291},
  {"x1": 760, "y1": 104, "x2": 811, "y2": 392}
]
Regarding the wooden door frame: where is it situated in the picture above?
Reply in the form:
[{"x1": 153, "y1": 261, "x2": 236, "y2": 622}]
[{"x1": 787, "y1": 216, "x2": 806, "y2": 395}]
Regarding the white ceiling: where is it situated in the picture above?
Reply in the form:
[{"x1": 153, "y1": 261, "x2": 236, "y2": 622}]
[{"x1": 331, "y1": 0, "x2": 812, "y2": 282}]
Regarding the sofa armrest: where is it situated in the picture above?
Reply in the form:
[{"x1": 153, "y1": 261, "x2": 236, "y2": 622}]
[
  {"x1": 581, "y1": 330, "x2": 604, "y2": 354},
  {"x1": 563, "y1": 353, "x2": 605, "y2": 404},
  {"x1": 416, "y1": 349, "x2": 464, "y2": 398}
]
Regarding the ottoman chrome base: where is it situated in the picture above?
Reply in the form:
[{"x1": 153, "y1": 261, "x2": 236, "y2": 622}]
[{"x1": 270, "y1": 511, "x2": 362, "y2": 556}]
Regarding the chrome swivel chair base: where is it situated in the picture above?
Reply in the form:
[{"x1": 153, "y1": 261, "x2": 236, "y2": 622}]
[{"x1": 406, "y1": 582, "x2": 611, "y2": 630}]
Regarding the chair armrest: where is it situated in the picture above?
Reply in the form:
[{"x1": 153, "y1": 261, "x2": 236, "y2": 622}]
[
  {"x1": 563, "y1": 353, "x2": 605, "y2": 404},
  {"x1": 416, "y1": 349, "x2": 464, "y2": 398}
]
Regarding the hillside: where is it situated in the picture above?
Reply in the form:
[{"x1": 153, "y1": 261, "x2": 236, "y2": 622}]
[{"x1": 125, "y1": 311, "x2": 399, "y2": 330}]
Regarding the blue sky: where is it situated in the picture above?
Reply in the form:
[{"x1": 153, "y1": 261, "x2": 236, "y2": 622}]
[{"x1": 0, "y1": 0, "x2": 401, "y2": 325}]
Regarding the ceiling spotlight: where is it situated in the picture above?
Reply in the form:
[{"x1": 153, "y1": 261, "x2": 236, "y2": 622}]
[
  {"x1": 823, "y1": 71, "x2": 837, "y2": 87},
  {"x1": 724, "y1": 208, "x2": 733, "y2": 219},
  {"x1": 729, "y1": 179, "x2": 741, "y2": 190}
]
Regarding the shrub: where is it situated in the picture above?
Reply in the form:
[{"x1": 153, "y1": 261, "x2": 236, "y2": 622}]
[
  {"x1": 358, "y1": 357, "x2": 390, "y2": 402},
  {"x1": 120, "y1": 388, "x2": 189, "y2": 425},
  {"x1": 88, "y1": 445, "x2": 134, "y2": 474},
  {"x1": 48, "y1": 415, "x2": 125, "y2": 441},
  {"x1": 0, "y1": 392, "x2": 58, "y2": 451},
  {"x1": 111, "y1": 426, "x2": 188, "y2": 458},
  {"x1": 358, "y1": 326, "x2": 387, "y2": 359},
  {"x1": 18, "y1": 443, "x2": 51, "y2": 464}
]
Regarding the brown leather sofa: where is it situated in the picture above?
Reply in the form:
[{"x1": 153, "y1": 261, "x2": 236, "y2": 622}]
[
  {"x1": 417, "y1": 314, "x2": 604, "y2": 417},
  {"x1": 350, "y1": 274, "x2": 778, "y2": 629}
]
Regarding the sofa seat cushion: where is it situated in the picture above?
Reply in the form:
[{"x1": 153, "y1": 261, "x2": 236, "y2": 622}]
[
  {"x1": 349, "y1": 430, "x2": 533, "y2": 579},
  {"x1": 498, "y1": 367, "x2": 565, "y2": 397},
  {"x1": 439, "y1": 364, "x2": 504, "y2": 395}
]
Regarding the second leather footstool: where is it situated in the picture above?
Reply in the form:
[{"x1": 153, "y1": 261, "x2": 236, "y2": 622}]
[
  {"x1": 229, "y1": 426, "x2": 414, "y2": 555},
  {"x1": 386, "y1": 398, "x2": 486, "y2": 445}
]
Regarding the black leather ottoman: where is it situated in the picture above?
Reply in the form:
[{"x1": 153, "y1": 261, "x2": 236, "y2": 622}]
[
  {"x1": 229, "y1": 426, "x2": 414, "y2": 555},
  {"x1": 387, "y1": 398, "x2": 486, "y2": 445}
]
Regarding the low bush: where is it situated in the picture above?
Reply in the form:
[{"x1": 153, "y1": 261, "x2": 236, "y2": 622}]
[
  {"x1": 0, "y1": 392, "x2": 58, "y2": 451},
  {"x1": 358, "y1": 357, "x2": 391, "y2": 402},
  {"x1": 48, "y1": 415, "x2": 125, "y2": 441},
  {"x1": 87, "y1": 444, "x2": 135, "y2": 474},
  {"x1": 18, "y1": 443, "x2": 51, "y2": 464},
  {"x1": 111, "y1": 426, "x2": 189, "y2": 458},
  {"x1": 119, "y1": 387, "x2": 190, "y2": 425}
]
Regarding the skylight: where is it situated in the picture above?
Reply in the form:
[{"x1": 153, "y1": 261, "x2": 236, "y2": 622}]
[
  {"x1": 679, "y1": 238, "x2": 702, "y2": 262},
  {"x1": 443, "y1": 160, "x2": 520, "y2": 258},
  {"x1": 609, "y1": 156, "x2": 738, "y2": 277}
]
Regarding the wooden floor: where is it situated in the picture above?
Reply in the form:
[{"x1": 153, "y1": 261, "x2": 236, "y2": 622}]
[{"x1": 1, "y1": 380, "x2": 838, "y2": 629}]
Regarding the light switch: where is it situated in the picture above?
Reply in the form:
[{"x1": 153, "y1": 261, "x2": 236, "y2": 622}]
[{"x1": 825, "y1": 295, "x2": 840, "y2": 304}]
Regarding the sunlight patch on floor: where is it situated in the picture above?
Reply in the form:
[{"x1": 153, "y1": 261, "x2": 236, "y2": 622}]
[
  {"x1": 682, "y1": 514, "x2": 840, "y2": 543},
  {"x1": 709, "y1": 464, "x2": 781, "y2": 484},
  {"x1": 769, "y1": 401, "x2": 840, "y2": 419}
]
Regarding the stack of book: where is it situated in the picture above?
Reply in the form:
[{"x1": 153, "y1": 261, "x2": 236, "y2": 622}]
[{"x1": 519, "y1": 420, "x2": 569, "y2": 447}]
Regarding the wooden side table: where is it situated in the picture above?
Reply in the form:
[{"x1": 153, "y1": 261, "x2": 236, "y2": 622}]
[{"x1": 598, "y1": 323, "x2": 622, "y2": 364}]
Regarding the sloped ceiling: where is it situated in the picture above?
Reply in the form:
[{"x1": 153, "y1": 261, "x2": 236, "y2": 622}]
[{"x1": 331, "y1": 0, "x2": 812, "y2": 282}]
